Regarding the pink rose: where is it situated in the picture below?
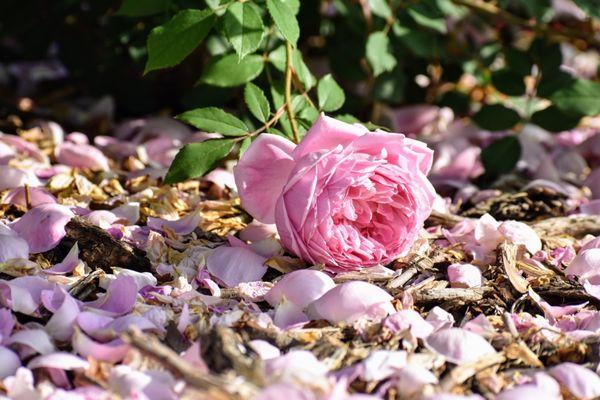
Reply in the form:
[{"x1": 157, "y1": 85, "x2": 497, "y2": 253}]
[{"x1": 234, "y1": 115, "x2": 435, "y2": 271}]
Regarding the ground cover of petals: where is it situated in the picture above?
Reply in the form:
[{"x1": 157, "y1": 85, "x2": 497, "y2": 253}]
[{"x1": 2, "y1": 112, "x2": 600, "y2": 400}]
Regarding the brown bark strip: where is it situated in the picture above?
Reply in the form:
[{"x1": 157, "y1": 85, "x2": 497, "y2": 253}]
[
  {"x1": 440, "y1": 352, "x2": 507, "y2": 391},
  {"x1": 413, "y1": 287, "x2": 491, "y2": 303},
  {"x1": 58, "y1": 218, "x2": 152, "y2": 273},
  {"x1": 122, "y1": 328, "x2": 256, "y2": 399},
  {"x1": 531, "y1": 214, "x2": 600, "y2": 238}
]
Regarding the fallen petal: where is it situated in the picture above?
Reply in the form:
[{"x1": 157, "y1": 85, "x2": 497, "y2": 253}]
[
  {"x1": 265, "y1": 269, "x2": 335, "y2": 309},
  {"x1": 11, "y1": 204, "x2": 74, "y2": 253},
  {"x1": 207, "y1": 246, "x2": 267, "y2": 288},
  {"x1": 306, "y1": 281, "x2": 394, "y2": 324},
  {"x1": 424, "y1": 328, "x2": 496, "y2": 364},
  {"x1": 550, "y1": 362, "x2": 600, "y2": 399}
]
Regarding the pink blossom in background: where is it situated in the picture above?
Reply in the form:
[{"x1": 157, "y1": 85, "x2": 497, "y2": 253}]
[{"x1": 234, "y1": 114, "x2": 435, "y2": 271}]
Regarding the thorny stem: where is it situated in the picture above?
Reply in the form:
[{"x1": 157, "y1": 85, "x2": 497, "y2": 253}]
[
  {"x1": 233, "y1": 104, "x2": 287, "y2": 144},
  {"x1": 451, "y1": 0, "x2": 600, "y2": 47},
  {"x1": 284, "y1": 41, "x2": 300, "y2": 144},
  {"x1": 251, "y1": 104, "x2": 287, "y2": 136}
]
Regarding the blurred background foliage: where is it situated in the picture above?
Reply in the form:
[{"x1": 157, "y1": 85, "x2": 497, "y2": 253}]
[{"x1": 1, "y1": 0, "x2": 599, "y2": 179}]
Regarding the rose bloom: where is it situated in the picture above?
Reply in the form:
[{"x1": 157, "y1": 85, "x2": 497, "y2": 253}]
[{"x1": 234, "y1": 115, "x2": 435, "y2": 271}]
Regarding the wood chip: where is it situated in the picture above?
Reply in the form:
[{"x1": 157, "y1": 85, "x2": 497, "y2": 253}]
[{"x1": 500, "y1": 242, "x2": 529, "y2": 293}]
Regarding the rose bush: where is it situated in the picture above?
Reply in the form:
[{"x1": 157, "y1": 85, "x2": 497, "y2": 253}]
[{"x1": 234, "y1": 114, "x2": 436, "y2": 271}]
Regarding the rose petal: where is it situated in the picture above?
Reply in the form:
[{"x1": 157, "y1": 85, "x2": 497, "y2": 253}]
[
  {"x1": 424, "y1": 328, "x2": 496, "y2": 364},
  {"x1": 11, "y1": 204, "x2": 74, "y2": 253},
  {"x1": 447, "y1": 263, "x2": 482, "y2": 288},
  {"x1": 44, "y1": 287, "x2": 81, "y2": 341},
  {"x1": 495, "y1": 385, "x2": 561, "y2": 400},
  {"x1": 108, "y1": 365, "x2": 177, "y2": 400},
  {"x1": 550, "y1": 362, "x2": 600, "y2": 399},
  {"x1": 3, "y1": 368, "x2": 37, "y2": 399},
  {"x1": 292, "y1": 114, "x2": 367, "y2": 160},
  {"x1": 264, "y1": 350, "x2": 328, "y2": 385},
  {"x1": 383, "y1": 310, "x2": 434, "y2": 338},
  {"x1": 180, "y1": 341, "x2": 209, "y2": 372},
  {"x1": 85, "y1": 275, "x2": 137, "y2": 316},
  {"x1": 0, "y1": 222, "x2": 29, "y2": 262},
  {"x1": 147, "y1": 211, "x2": 202, "y2": 236},
  {"x1": 255, "y1": 383, "x2": 315, "y2": 400},
  {"x1": 498, "y1": 220, "x2": 542, "y2": 254},
  {"x1": 85, "y1": 210, "x2": 119, "y2": 229},
  {"x1": 248, "y1": 340, "x2": 281, "y2": 360},
  {"x1": 265, "y1": 269, "x2": 335, "y2": 309},
  {"x1": 306, "y1": 281, "x2": 394, "y2": 324},
  {"x1": 0, "y1": 276, "x2": 54, "y2": 315},
  {"x1": 204, "y1": 168, "x2": 237, "y2": 190},
  {"x1": 239, "y1": 221, "x2": 278, "y2": 242},
  {"x1": 206, "y1": 246, "x2": 267, "y2": 288},
  {"x1": 0, "y1": 308, "x2": 15, "y2": 342},
  {"x1": 394, "y1": 365, "x2": 438, "y2": 397},
  {"x1": 0, "y1": 346, "x2": 20, "y2": 379},
  {"x1": 566, "y1": 249, "x2": 600, "y2": 279},
  {"x1": 45, "y1": 242, "x2": 80, "y2": 275},
  {"x1": 0, "y1": 166, "x2": 41, "y2": 191},
  {"x1": 234, "y1": 134, "x2": 296, "y2": 223},
  {"x1": 360, "y1": 350, "x2": 407, "y2": 381},
  {"x1": 72, "y1": 329, "x2": 129, "y2": 363},
  {"x1": 27, "y1": 352, "x2": 89, "y2": 370},
  {"x1": 111, "y1": 203, "x2": 140, "y2": 225},
  {"x1": 55, "y1": 142, "x2": 109, "y2": 171},
  {"x1": 272, "y1": 298, "x2": 309, "y2": 329},
  {"x1": 0, "y1": 133, "x2": 47, "y2": 163},
  {"x1": 6, "y1": 329, "x2": 55, "y2": 355},
  {"x1": 2, "y1": 187, "x2": 56, "y2": 208}
]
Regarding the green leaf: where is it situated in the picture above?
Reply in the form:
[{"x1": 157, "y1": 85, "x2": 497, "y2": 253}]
[
  {"x1": 396, "y1": 29, "x2": 443, "y2": 59},
  {"x1": 366, "y1": 32, "x2": 397, "y2": 77},
  {"x1": 407, "y1": 6, "x2": 447, "y2": 33},
  {"x1": 491, "y1": 69, "x2": 526, "y2": 96},
  {"x1": 145, "y1": 9, "x2": 215, "y2": 73},
  {"x1": 368, "y1": 0, "x2": 392, "y2": 18},
  {"x1": 505, "y1": 48, "x2": 533, "y2": 76},
  {"x1": 481, "y1": 136, "x2": 522, "y2": 176},
  {"x1": 244, "y1": 83, "x2": 271, "y2": 122},
  {"x1": 164, "y1": 139, "x2": 235, "y2": 184},
  {"x1": 198, "y1": 53, "x2": 264, "y2": 87},
  {"x1": 572, "y1": 0, "x2": 600, "y2": 19},
  {"x1": 529, "y1": 39, "x2": 562, "y2": 75},
  {"x1": 373, "y1": 69, "x2": 406, "y2": 104},
  {"x1": 223, "y1": 2, "x2": 264, "y2": 60},
  {"x1": 537, "y1": 70, "x2": 575, "y2": 97},
  {"x1": 266, "y1": 0, "x2": 299, "y2": 45},
  {"x1": 549, "y1": 78, "x2": 600, "y2": 117},
  {"x1": 176, "y1": 107, "x2": 248, "y2": 136},
  {"x1": 438, "y1": 90, "x2": 470, "y2": 114},
  {"x1": 116, "y1": 0, "x2": 169, "y2": 17},
  {"x1": 317, "y1": 74, "x2": 345, "y2": 112},
  {"x1": 239, "y1": 137, "x2": 252, "y2": 155},
  {"x1": 473, "y1": 104, "x2": 521, "y2": 131},
  {"x1": 530, "y1": 106, "x2": 582, "y2": 132},
  {"x1": 282, "y1": 0, "x2": 301, "y2": 14},
  {"x1": 205, "y1": 0, "x2": 228, "y2": 16},
  {"x1": 515, "y1": 0, "x2": 552, "y2": 20}
]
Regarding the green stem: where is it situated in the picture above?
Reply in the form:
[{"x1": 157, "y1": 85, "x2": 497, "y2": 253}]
[{"x1": 284, "y1": 41, "x2": 300, "y2": 144}]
